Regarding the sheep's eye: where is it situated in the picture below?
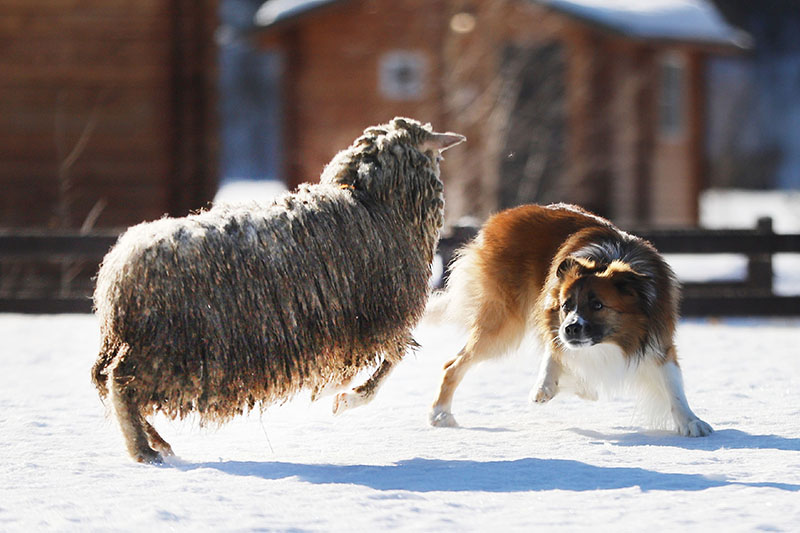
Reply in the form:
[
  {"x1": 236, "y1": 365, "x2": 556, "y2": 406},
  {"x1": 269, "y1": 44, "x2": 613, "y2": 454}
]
[{"x1": 591, "y1": 299, "x2": 604, "y2": 311}]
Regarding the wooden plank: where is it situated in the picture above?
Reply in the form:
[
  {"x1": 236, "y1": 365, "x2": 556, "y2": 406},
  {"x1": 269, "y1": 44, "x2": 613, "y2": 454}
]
[
  {"x1": 0, "y1": 0, "x2": 163, "y2": 11},
  {"x1": 0, "y1": 297, "x2": 94, "y2": 314},
  {"x1": 0, "y1": 134, "x2": 168, "y2": 159},
  {"x1": 0, "y1": 232, "x2": 119, "y2": 259},
  {"x1": 0, "y1": 159, "x2": 169, "y2": 180},
  {"x1": 637, "y1": 230, "x2": 800, "y2": 255},
  {"x1": 3, "y1": 292, "x2": 798, "y2": 318},
  {"x1": 0, "y1": 15, "x2": 170, "y2": 41},
  {"x1": 680, "y1": 295, "x2": 800, "y2": 316},
  {"x1": 0, "y1": 39, "x2": 171, "y2": 69},
  {"x1": 0, "y1": 65, "x2": 169, "y2": 86},
  {"x1": 437, "y1": 227, "x2": 800, "y2": 257}
]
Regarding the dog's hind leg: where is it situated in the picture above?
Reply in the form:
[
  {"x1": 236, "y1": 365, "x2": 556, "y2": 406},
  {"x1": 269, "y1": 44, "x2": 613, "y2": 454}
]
[
  {"x1": 429, "y1": 346, "x2": 475, "y2": 427},
  {"x1": 430, "y1": 314, "x2": 524, "y2": 427},
  {"x1": 332, "y1": 357, "x2": 395, "y2": 415}
]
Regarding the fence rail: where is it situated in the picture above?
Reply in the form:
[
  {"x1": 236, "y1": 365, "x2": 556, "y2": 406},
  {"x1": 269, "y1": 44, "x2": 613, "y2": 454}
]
[
  {"x1": 435, "y1": 217, "x2": 800, "y2": 317},
  {"x1": 0, "y1": 230, "x2": 119, "y2": 314},
  {"x1": 1, "y1": 218, "x2": 798, "y2": 315}
]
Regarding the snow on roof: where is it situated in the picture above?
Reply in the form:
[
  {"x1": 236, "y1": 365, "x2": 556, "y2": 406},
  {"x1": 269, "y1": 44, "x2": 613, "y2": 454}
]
[
  {"x1": 538, "y1": 0, "x2": 751, "y2": 48},
  {"x1": 254, "y1": 0, "x2": 750, "y2": 48},
  {"x1": 254, "y1": 0, "x2": 340, "y2": 27}
]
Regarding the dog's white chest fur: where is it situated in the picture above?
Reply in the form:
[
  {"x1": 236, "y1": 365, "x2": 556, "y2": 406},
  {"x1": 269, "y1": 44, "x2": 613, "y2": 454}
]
[
  {"x1": 549, "y1": 343, "x2": 711, "y2": 435},
  {"x1": 558, "y1": 343, "x2": 634, "y2": 400}
]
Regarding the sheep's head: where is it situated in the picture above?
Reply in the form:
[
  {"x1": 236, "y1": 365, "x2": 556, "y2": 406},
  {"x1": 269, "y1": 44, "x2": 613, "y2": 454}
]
[{"x1": 321, "y1": 117, "x2": 464, "y2": 242}]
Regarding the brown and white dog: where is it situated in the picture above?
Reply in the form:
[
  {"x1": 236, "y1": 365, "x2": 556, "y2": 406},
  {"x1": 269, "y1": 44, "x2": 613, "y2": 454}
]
[{"x1": 429, "y1": 203, "x2": 712, "y2": 437}]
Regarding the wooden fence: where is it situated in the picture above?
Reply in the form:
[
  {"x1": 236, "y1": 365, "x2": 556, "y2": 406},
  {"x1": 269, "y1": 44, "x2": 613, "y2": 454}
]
[
  {"x1": 436, "y1": 217, "x2": 800, "y2": 316},
  {"x1": 1, "y1": 218, "x2": 798, "y2": 315},
  {"x1": 0, "y1": 230, "x2": 118, "y2": 313}
]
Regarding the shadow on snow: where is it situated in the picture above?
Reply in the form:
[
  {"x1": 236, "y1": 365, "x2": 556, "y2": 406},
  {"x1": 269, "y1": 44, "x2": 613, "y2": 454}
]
[
  {"x1": 569, "y1": 428, "x2": 800, "y2": 452},
  {"x1": 177, "y1": 456, "x2": 800, "y2": 493}
]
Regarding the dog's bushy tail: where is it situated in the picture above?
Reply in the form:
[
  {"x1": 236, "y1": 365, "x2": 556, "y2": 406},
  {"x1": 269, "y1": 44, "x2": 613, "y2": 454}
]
[
  {"x1": 424, "y1": 289, "x2": 453, "y2": 324},
  {"x1": 423, "y1": 238, "x2": 483, "y2": 329}
]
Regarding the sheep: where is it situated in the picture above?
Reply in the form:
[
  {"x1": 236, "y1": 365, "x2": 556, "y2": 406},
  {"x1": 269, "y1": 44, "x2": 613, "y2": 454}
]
[{"x1": 91, "y1": 117, "x2": 465, "y2": 463}]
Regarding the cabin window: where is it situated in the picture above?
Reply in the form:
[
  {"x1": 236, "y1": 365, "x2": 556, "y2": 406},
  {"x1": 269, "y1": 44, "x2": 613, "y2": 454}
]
[
  {"x1": 659, "y1": 54, "x2": 686, "y2": 139},
  {"x1": 379, "y1": 51, "x2": 427, "y2": 101}
]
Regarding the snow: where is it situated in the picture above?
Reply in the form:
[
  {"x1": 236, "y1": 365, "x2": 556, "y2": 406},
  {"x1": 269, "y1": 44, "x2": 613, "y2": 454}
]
[
  {"x1": 2, "y1": 313, "x2": 799, "y2": 531},
  {"x1": 538, "y1": 0, "x2": 751, "y2": 48},
  {"x1": 254, "y1": 0, "x2": 751, "y2": 48},
  {"x1": 213, "y1": 178, "x2": 288, "y2": 206},
  {"x1": 700, "y1": 189, "x2": 800, "y2": 234}
]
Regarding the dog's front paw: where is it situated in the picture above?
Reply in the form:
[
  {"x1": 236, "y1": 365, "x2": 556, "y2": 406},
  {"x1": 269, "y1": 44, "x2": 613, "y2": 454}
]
[
  {"x1": 677, "y1": 417, "x2": 713, "y2": 437},
  {"x1": 530, "y1": 384, "x2": 556, "y2": 404},
  {"x1": 429, "y1": 407, "x2": 459, "y2": 428}
]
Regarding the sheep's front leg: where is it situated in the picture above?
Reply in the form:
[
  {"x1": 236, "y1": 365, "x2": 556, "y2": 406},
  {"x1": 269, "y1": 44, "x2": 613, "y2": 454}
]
[{"x1": 332, "y1": 358, "x2": 394, "y2": 415}]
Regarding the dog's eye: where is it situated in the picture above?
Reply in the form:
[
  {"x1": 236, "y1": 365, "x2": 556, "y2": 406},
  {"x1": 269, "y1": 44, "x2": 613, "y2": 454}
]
[
  {"x1": 561, "y1": 298, "x2": 573, "y2": 311},
  {"x1": 590, "y1": 299, "x2": 604, "y2": 311}
]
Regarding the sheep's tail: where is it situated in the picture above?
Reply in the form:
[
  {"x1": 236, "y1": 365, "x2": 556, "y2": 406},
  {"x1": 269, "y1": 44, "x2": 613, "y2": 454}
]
[{"x1": 91, "y1": 337, "x2": 121, "y2": 399}]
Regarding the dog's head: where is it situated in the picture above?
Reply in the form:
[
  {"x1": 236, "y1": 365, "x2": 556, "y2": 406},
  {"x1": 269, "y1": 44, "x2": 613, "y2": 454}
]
[{"x1": 550, "y1": 256, "x2": 651, "y2": 352}]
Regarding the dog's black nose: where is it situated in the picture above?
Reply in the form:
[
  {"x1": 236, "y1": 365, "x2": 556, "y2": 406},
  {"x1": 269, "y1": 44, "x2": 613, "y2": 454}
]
[
  {"x1": 564, "y1": 319, "x2": 591, "y2": 340},
  {"x1": 565, "y1": 321, "x2": 583, "y2": 339}
]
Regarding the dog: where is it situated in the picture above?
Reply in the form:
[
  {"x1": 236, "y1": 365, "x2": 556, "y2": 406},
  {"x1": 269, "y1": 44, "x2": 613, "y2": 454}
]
[{"x1": 429, "y1": 203, "x2": 712, "y2": 437}]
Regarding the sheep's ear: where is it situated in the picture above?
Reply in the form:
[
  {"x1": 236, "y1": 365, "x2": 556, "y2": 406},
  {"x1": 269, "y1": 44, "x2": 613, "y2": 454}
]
[{"x1": 421, "y1": 132, "x2": 465, "y2": 153}]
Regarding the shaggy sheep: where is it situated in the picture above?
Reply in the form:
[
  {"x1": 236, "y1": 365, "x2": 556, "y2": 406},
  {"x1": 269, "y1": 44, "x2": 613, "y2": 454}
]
[{"x1": 91, "y1": 117, "x2": 465, "y2": 463}]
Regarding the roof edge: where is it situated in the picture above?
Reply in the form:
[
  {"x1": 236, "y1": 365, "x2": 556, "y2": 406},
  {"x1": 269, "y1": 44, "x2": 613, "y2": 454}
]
[
  {"x1": 254, "y1": 0, "x2": 345, "y2": 29},
  {"x1": 533, "y1": 0, "x2": 752, "y2": 50}
]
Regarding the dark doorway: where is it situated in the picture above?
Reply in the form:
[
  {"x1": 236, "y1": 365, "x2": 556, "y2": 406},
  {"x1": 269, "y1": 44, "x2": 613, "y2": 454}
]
[
  {"x1": 499, "y1": 42, "x2": 567, "y2": 209},
  {"x1": 218, "y1": 0, "x2": 283, "y2": 183}
]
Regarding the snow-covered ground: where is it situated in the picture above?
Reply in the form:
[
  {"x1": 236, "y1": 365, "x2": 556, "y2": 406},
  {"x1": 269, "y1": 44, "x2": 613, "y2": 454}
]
[{"x1": 2, "y1": 314, "x2": 799, "y2": 531}]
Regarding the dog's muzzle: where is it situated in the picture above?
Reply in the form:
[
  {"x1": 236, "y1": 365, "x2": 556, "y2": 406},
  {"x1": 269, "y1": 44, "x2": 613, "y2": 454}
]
[{"x1": 560, "y1": 315, "x2": 595, "y2": 348}]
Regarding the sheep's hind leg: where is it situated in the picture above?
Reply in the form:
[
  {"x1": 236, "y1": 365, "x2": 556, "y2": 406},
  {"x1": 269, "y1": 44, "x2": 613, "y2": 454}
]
[
  {"x1": 109, "y1": 375, "x2": 163, "y2": 463},
  {"x1": 143, "y1": 420, "x2": 174, "y2": 457},
  {"x1": 332, "y1": 357, "x2": 394, "y2": 415}
]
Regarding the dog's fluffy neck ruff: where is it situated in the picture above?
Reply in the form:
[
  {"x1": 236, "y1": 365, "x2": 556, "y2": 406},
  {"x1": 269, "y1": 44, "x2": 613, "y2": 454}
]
[{"x1": 558, "y1": 342, "x2": 676, "y2": 428}]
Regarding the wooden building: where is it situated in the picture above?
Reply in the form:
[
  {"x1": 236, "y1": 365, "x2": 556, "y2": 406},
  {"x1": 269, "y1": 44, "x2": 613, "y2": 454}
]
[
  {"x1": 254, "y1": 0, "x2": 748, "y2": 228},
  {"x1": 0, "y1": 0, "x2": 220, "y2": 230}
]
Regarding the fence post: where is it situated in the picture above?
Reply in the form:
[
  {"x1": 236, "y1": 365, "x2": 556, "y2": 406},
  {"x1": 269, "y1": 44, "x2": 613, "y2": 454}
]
[{"x1": 747, "y1": 217, "x2": 774, "y2": 291}]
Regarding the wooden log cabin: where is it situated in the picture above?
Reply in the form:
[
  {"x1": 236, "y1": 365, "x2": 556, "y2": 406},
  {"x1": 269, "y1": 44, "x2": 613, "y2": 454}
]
[
  {"x1": 253, "y1": 0, "x2": 748, "y2": 228},
  {"x1": 0, "y1": 0, "x2": 220, "y2": 230}
]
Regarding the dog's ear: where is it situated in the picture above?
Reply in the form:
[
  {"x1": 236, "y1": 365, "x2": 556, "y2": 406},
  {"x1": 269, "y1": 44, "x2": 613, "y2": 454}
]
[
  {"x1": 611, "y1": 269, "x2": 647, "y2": 294},
  {"x1": 609, "y1": 266, "x2": 656, "y2": 310},
  {"x1": 556, "y1": 256, "x2": 597, "y2": 279},
  {"x1": 556, "y1": 257, "x2": 578, "y2": 279}
]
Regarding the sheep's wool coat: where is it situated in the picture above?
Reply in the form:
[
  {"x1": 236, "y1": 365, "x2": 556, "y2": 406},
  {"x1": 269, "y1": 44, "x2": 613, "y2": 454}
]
[{"x1": 92, "y1": 118, "x2": 444, "y2": 422}]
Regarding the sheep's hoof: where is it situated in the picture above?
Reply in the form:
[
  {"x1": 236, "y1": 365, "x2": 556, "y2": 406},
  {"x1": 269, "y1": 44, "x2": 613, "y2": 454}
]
[
  {"x1": 155, "y1": 443, "x2": 175, "y2": 457},
  {"x1": 134, "y1": 448, "x2": 164, "y2": 464},
  {"x1": 332, "y1": 392, "x2": 352, "y2": 415}
]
